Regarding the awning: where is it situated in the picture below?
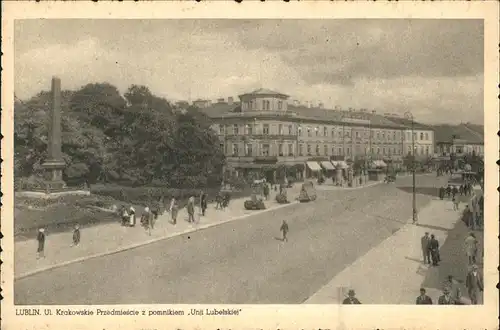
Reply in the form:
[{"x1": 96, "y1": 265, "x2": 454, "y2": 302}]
[
  {"x1": 320, "y1": 161, "x2": 336, "y2": 170},
  {"x1": 332, "y1": 161, "x2": 349, "y2": 169},
  {"x1": 306, "y1": 161, "x2": 322, "y2": 171}
]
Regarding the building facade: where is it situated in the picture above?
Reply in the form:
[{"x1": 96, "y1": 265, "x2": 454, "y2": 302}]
[
  {"x1": 202, "y1": 88, "x2": 409, "y2": 181},
  {"x1": 433, "y1": 124, "x2": 484, "y2": 158},
  {"x1": 384, "y1": 116, "x2": 435, "y2": 159}
]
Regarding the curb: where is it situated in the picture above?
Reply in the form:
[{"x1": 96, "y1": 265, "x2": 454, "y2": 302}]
[
  {"x1": 15, "y1": 200, "x2": 300, "y2": 280},
  {"x1": 316, "y1": 181, "x2": 383, "y2": 191}
]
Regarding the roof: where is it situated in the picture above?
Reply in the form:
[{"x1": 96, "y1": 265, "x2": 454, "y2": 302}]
[
  {"x1": 239, "y1": 88, "x2": 289, "y2": 98},
  {"x1": 384, "y1": 116, "x2": 434, "y2": 130},
  {"x1": 432, "y1": 124, "x2": 484, "y2": 144},
  {"x1": 200, "y1": 103, "x2": 405, "y2": 128}
]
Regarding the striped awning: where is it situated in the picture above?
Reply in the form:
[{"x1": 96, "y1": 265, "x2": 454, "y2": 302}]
[
  {"x1": 320, "y1": 161, "x2": 336, "y2": 170},
  {"x1": 306, "y1": 161, "x2": 322, "y2": 171}
]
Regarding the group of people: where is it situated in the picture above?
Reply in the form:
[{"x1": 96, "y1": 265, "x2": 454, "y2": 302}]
[
  {"x1": 416, "y1": 266, "x2": 483, "y2": 305},
  {"x1": 36, "y1": 224, "x2": 81, "y2": 259},
  {"x1": 421, "y1": 232, "x2": 441, "y2": 266}
]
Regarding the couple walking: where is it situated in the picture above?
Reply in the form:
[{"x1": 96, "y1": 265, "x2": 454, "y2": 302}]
[{"x1": 421, "y1": 232, "x2": 440, "y2": 266}]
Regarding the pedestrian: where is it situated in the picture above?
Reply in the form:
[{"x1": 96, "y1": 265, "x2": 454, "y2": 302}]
[
  {"x1": 438, "y1": 287, "x2": 456, "y2": 305},
  {"x1": 129, "y1": 206, "x2": 136, "y2": 227},
  {"x1": 121, "y1": 206, "x2": 129, "y2": 226},
  {"x1": 263, "y1": 183, "x2": 270, "y2": 200},
  {"x1": 465, "y1": 265, "x2": 483, "y2": 305},
  {"x1": 463, "y1": 205, "x2": 473, "y2": 227},
  {"x1": 71, "y1": 224, "x2": 81, "y2": 247},
  {"x1": 443, "y1": 275, "x2": 465, "y2": 304},
  {"x1": 415, "y1": 288, "x2": 433, "y2": 304},
  {"x1": 464, "y1": 232, "x2": 478, "y2": 265},
  {"x1": 446, "y1": 186, "x2": 451, "y2": 198},
  {"x1": 187, "y1": 196, "x2": 195, "y2": 223},
  {"x1": 452, "y1": 195, "x2": 459, "y2": 211},
  {"x1": 439, "y1": 186, "x2": 445, "y2": 200},
  {"x1": 280, "y1": 220, "x2": 289, "y2": 242},
  {"x1": 459, "y1": 185, "x2": 464, "y2": 196},
  {"x1": 420, "y1": 232, "x2": 431, "y2": 264},
  {"x1": 342, "y1": 289, "x2": 361, "y2": 304},
  {"x1": 201, "y1": 192, "x2": 208, "y2": 216},
  {"x1": 429, "y1": 234, "x2": 440, "y2": 266},
  {"x1": 170, "y1": 197, "x2": 179, "y2": 224},
  {"x1": 452, "y1": 186, "x2": 458, "y2": 199},
  {"x1": 36, "y1": 228, "x2": 46, "y2": 259}
]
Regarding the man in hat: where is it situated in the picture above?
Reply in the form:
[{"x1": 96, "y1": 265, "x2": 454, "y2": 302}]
[
  {"x1": 421, "y1": 232, "x2": 431, "y2": 264},
  {"x1": 443, "y1": 275, "x2": 465, "y2": 304},
  {"x1": 342, "y1": 289, "x2": 361, "y2": 304},
  {"x1": 464, "y1": 232, "x2": 478, "y2": 265},
  {"x1": 438, "y1": 286, "x2": 456, "y2": 305},
  {"x1": 280, "y1": 220, "x2": 289, "y2": 242},
  {"x1": 415, "y1": 288, "x2": 433, "y2": 304},
  {"x1": 429, "y1": 234, "x2": 440, "y2": 266},
  {"x1": 465, "y1": 265, "x2": 483, "y2": 305},
  {"x1": 36, "y1": 228, "x2": 46, "y2": 259}
]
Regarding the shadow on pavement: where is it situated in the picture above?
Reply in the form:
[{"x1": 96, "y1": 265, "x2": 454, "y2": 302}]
[
  {"x1": 420, "y1": 216, "x2": 484, "y2": 303},
  {"x1": 397, "y1": 186, "x2": 439, "y2": 198}
]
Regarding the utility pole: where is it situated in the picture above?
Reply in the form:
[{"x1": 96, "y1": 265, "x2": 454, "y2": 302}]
[{"x1": 405, "y1": 111, "x2": 417, "y2": 224}]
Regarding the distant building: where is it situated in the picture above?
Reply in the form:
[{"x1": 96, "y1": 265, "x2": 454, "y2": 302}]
[
  {"x1": 175, "y1": 100, "x2": 190, "y2": 109},
  {"x1": 383, "y1": 116, "x2": 435, "y2": 159},
  {"x1": 192, "y1": 99, "x2": 212, "y2": 108},
  {"x1": 433, "y1": 123, "x2": 484, "y2": 157},
  {"x1": 201, "y1": 87, "x2": 408, "y2": 181}
]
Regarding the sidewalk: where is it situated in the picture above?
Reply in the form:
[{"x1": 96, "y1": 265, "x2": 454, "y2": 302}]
[
  {"x1": 303, "y1": 198, "x2": 464, "y2": 304},
  {"x1": 15, "y1": 185, "x2": 303, "y2": 279}
]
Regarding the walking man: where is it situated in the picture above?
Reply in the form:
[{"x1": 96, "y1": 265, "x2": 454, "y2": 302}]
[
  {"x1": 438, "y1": 287, "x2": 456, "y2": 305},
  {"x1": 444, "y1": 275, "x2": 465, "y2": 304},
  {"x1": 36, "y1": 228, "x2": 46, "y2": 259},
  {"x1": 464, "y1": 232, "x2": 478, "y2": 265},
  {"x1": 280, "y1": 220, "x2": 289, "y2": 242},
  {"x1": 200, "y1": 192, "x2": 208, "y2": 216},
  {"x1": 421, "y1": 232, "x2": 431, "y2": 264},
  {"x1": 465, "y1": 265, "x2": 483, "y2": 305},
  {"x1": 429, "y1": 234, "x2": 440, "y2": 266},
  {"x1": 169, "y1": 197, "x2": 178, "y2": 225},
  {"x1": 187, "y1": 196, "x2": 195, "y2": 223},
  {"x1": 415, "y1": 288, "x2": 433, "y2": 304},
  {"x1": 71, "y1": 224, "x2": 81, "y2": 247}
]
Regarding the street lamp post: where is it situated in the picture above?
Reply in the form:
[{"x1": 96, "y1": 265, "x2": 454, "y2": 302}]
[{"x1": 404, "y1": 111, "x2": 417, "y2": 224}]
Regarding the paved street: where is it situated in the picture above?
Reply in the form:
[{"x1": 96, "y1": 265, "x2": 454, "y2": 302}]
[{"x1": 15, "y1": 174, "x2": 446, "y2": 305}]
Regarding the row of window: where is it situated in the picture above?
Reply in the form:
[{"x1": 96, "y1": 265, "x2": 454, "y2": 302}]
[
  {"x1": 224, "y1": 142, "x2": 407, "y2": 157},
  {"x1": 407, "y1": 145, "x2": 432, "y2": 156},
  {"x1": 407, "y1": 131, "x2": 431, "y2": 141},
  {"x1": 241, "y1": 100, "x2": 284, "y2": 111},
  {"x1": 219, "y1": 123, "x2": 416, "y2": 142}
]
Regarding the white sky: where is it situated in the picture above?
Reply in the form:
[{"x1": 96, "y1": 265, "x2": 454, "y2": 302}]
[{"x1": 14, "y1": 19, "x2": 484, "y2": 124}]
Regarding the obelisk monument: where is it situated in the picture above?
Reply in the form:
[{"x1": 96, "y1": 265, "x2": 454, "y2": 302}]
[{"x1": 41, "y1": 77, "x2": 67, "y2": 189}]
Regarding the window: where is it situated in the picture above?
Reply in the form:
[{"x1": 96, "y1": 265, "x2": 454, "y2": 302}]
[
  {"x1": 355, "y1": 131, "x2": 360, "y2": 139},
  {"x1": 288, "y1": 144, "x2": 293, "y2": 156},
  {"x1": 246, "y1": 124, "x2": 253, "y2": 135},
  {"x1": 299, "y1": 144, "x2": 304, "y2": 156},
  {"x1": 324, "y1": 144, "x2": 328, "y2": 155},
  {"x1": 246, "y1": 144, "x2": 253, "y2": 156},
  {"x1": 376, "y1": 132, "x2": 380, "y2": 140},
  {"x1": 413, "y1": 132, "x2": 417, "y2": 141},
  {"x1": 425, "y1": 132, "x2": 429, "y2": 140},
  {"x1": 288, "y1": 125, "x2": 293, "y2": 135},
  {"x1": 338, "y1": 131, "x2": 342, "y2": 138},
  {"x1": 219, "y1": 125, "x2": 225, "y2": 135},
  {"x1": 420, "y1": 146, "x2": 424, "y2": 155},
  {"x1": 278, "y1": 144, "x2": 284, "y2": 156},
  {"x1": 278, "y1": 101, "x2": 282, "y2": 110},
  {"x1": 225, "y1": 143, "x2": 229, "y2": 155},
  {"x1": 393, "y1": 132, "x2": 396, "y2": 140},
  {"x1": 263, "y1": 124, "x2": 270, "y2": 135},
  {"x1": 407, "y1": 146, "x2": 412, "y2": 155},
  {"x1": 371, "y1": 147, "x2": 374, "y2": 154},
  {"x1": 425, "y1": 146, "x2": 429, "y2": 155},
  {"x1": 307, "y1": 144, "x2": 312, "y2": 155},
  {"x1": 316, "y1": 145, "x2": 320, "y2": 155},
  {"x1": 324, "y1": 127, "x2": 328, "y2": 136},
  {"x1": 332, "y1": 147, "x2": 336, "y2": 155},
  {"x1": 346, "y1": 147, "x2": 350, "y2": 155},
  {"x1": 377, "y1": 147, "x2": 380, "y2": 155},
  {"x1": 420, "y1": 133, "x2": 424, "y2": 140},
  {"x1": 262, "y1": 144, "x2": 270, "y2": 156},
  {"x1": 381, "y1": 132, "x2": 385, "y2": 140},
  {"x1": 315, "y1": 127, "x2": 319, "y2": 136},
  {"x1": 407, "y1": 132, "x2": 411, "y2": 141},
  {"x1": 308, "y1": 127, "x2": 312, "y2": 137},
  {"x1": 331, "y1": 129, "x2": 335, "y2": 138},
  {"x1": 298, "y1": 126, "x2": 302, "y2": 136},
  {"x1": 233, "y1": 124, "x2": 239, "y2": 135},
  {"x1": 220, "y1": 143, "x2": 224, "y2": 152},
  {"x1": 266, "y1": 100, "x2": 271, "y2": 110},
  {"x1": 232, "y1": 143, "x2": 239, "y2": 156},
  {"x1": 278, "y1": 124, "x2": 283, "y2": 135},
  {"x1": 383, "y1": 148, "x2": 386, "y2": 155}
]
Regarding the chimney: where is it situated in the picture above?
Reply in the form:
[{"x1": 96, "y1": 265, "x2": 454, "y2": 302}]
[{"x1": 228, "y1": 97, "x2": 234, "y2": 105}]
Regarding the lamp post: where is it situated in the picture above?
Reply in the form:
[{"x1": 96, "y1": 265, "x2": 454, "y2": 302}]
[{"x1": 404, "y1": 111, "x2": 417, "y2": 224}]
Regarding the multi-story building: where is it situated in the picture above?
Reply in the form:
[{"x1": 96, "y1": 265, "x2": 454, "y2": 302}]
[
  {"x1": 433, "y1": 124, "x2": 484, "y2": 157},
  {"x1": 201, "y1": 88, "x2": 407, "y2": 181},
  {"x1": 383, "y1": 115, "x2": 435, "y2": 159}
]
